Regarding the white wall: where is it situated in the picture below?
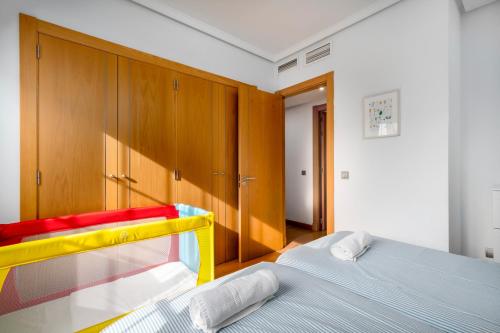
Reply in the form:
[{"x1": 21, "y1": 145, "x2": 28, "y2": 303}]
[
  {"x1": 460, "y1": 1, "x2": 500, "y2": 259},
  {"x1": 278, "y1": 0, "x2": 451, "y2": 251},
  {"x1": 0, "y1": 0, "x2": 274, "y2": 224},
  {"x1": 448, "y1": 0, "x2": 462, "y2": 254},
  {"x1": 285, "y1": 100, "x2": 325, "y2": 225}
]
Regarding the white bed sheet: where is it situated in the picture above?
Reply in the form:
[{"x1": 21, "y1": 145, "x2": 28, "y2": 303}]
[{"x1": 277, "y1": 231, "x2": 500, "y2": 333}]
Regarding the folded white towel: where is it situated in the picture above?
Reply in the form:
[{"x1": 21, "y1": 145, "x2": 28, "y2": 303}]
[
  {"x1": 330, "y1": 231, "x2": 372, "y2": 261},
  {"x1": 189, "y1": 269, "x2": 279, "y2": 333}
]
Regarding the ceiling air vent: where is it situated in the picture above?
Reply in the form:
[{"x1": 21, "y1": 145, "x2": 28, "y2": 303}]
[
  {"x1": 305, "y1": 43, "x2": 331, "y2": 64},
  {"x1": 277, "y1": 58, "x2": 298, "y2": 74}
]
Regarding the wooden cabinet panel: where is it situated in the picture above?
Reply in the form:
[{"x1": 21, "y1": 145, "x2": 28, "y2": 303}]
[
  {"x1": 211, "y1": 84, "x2": 238, "y2": 264},
  {"x1": 38, "y1": 34, "x2": 117, "y2": 218},
  {"x1": 212, "y1": 83, "x2": 226, "y2": 264},
  {"x1": 176, "y1": 73, "x2": 213, "y2": 211},
  {"x1": 117, "y1": 58, "x2": 176, "y2": 208},
  {"x1": 238, "y1": 86, "x2": 284, "y2": 262},
  {"x1": 224, "y1": 86, "x2": 239, "y2": 262}
]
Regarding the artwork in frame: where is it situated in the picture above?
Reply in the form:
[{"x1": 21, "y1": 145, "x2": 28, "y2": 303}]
[{"x1": 363, "y1": 90, "x2": 400, "y2": 138}]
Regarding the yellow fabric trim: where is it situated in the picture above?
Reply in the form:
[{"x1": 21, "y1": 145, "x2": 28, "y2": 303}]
[
  {"x1": 76, "y1": 312, "x2": 130, "y2": 333},
  {"x1": 195, "y1": 213, "x2": 215, "y2": 285},
  {"x1": 0, "y1": 214, "x2": 212, "y2": 270},
  {"x1": 0, "y1": 268, "x2": 9, "y2": 293}
]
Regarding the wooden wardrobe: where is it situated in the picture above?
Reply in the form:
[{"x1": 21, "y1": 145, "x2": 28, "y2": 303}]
[
  {"x1": 24, "y1": 30, "x2": 237, "y2": 264},
  {"x1": 118, "y1": 59, "x2": 238, "y2": 263},
  {"x1": 20, "y1": 14, "x2": 283, "y2": 264}
]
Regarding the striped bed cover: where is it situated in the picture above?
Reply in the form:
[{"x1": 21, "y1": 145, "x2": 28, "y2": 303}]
[
  {"x1": 104, "y1": 262, "x2": 440, "y2": 333},
  {"x1": 277, "y1": 231, "x2": 500, "y2": 333}
]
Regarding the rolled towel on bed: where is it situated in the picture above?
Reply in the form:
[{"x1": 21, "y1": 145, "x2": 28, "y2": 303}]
[
  {"x1": 330, "y1": 231, "x2": 372, "y2": 261},
  {"x1": 189, "y1": 269, "x2": 279, "y2": 333}
]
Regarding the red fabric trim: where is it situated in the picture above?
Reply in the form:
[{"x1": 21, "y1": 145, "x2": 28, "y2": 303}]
[{"x1": 0, "y1": 205, "x2": 179, "y2": 245}]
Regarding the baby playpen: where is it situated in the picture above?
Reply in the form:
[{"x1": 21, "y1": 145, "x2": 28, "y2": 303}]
[{"x1": 0, "y1": 204, "x2": 214, "y2": 332}]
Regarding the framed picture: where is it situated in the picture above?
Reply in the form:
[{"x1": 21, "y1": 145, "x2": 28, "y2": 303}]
[{"x1": 363, "y1": 90, "x2": 400, "y2": 138}]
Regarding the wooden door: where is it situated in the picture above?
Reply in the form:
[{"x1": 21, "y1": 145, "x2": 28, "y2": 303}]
[
  {"x1": 212, "y1": 84, "x2": 225, "y2": 264},
  {"x1": 224, "y1": 86, "x2": 239, "y2": 262},
  {"x1": 313, "y1": 104, "x2": 327, "y2": 232},
  {"x1": 117, "y1": 57, "x2": 176, "y2": 208},
  {"x1": 176, "y1": 73, "x2": 213, "y2": 211},
  {"x1": 238, "y1": 85, "x2": 284, "y2": 262},
  {"x1": 319, "y1": 110, "x2": 327, "y2": 231},
  {"x1": 37, "y1": 34, "x2": 117, "y2": 218},
  {"x1": 212, "y1": 84, "x2": 238, "y2": 264}
]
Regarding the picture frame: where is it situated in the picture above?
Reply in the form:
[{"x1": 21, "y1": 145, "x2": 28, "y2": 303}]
[{"x1": 363, "y1": 90, "x2": 400, "y2": 139}]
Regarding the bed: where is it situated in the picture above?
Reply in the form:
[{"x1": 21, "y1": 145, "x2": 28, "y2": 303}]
[
  {"x1": 103, "y1": 262, "x2": 440, "y2": 333},
  {"x1": 277, "y1": 231, "x2": 500, "y2": 333}
]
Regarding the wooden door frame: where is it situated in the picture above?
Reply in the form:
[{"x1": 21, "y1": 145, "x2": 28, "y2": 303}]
[{"x1": 278, "y1": 72, "x2": 335, "y2": 234}]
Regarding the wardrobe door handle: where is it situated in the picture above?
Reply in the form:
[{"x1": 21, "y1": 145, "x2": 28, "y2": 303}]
[
  {"x1": 239, "y1": 176, "x2": 256, "y2": 186},
  {"x1": 108, "y1": 174, "x2": 120, "y2": 181},
  {"x1": 120, "y1": 174, "x2": 137, "y2": 183}
]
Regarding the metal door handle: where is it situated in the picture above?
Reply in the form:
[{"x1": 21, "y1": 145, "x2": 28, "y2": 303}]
[
  {"x1": 239, "y1": 175, "x2": 256, "y2": 185},
  {"x1": 119, "y1": 174, "x2": 138, "y2": 183},
  {"x1": 108, "y1": 174, "x2": 120, "y2": 181}
]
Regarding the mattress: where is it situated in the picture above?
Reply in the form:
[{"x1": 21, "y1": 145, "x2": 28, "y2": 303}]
[
  {"x1": 104, "y1": 262, "x2": 440, "y2": 333},
  {"x1": 277, "y1": 231, "x2": 500, "y2": 333},
  {"x1": 0, "y1": 261, "x2": 197, "y2": 333}
]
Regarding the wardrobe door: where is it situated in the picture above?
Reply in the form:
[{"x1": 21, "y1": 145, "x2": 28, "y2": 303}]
[
  {"x1": 176, "y1": 73, "x2": 213, "y2": 211},
  {"x1": 212, "y1": 83, "x2": 226, "y2": 264},
  {"x1": 238, "y1": 86, "x2": 284, "y2": 262},
  {"x1": 223, "y1": 86, "x2": 239, "y2": 262},
  {"x1": 211, "y1": 84, "x2": 238, "y2": 264},
  {"x1": 37, "y1": 34, "x2": 117, "y2": 218},
  {"x1": 118, "y1": 57, "x2": 176, "y2": 208}
]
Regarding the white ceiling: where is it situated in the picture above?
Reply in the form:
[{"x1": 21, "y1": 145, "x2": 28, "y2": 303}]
[
  {"x1": 461, "y1": 0, "x2": 498, "y2": 12},
  {"x1": 130, "y1": 0, "x2": 496, "y2": 62},
  {"x1": 285, "y1": 88, "x2": 326, "y2": 109},
  {"x1": 158, "y1": 0, "x2": 375, "y2": 56},
  {"x1": 131, "y1": 0, "x2": 401, "y2": 62}
]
